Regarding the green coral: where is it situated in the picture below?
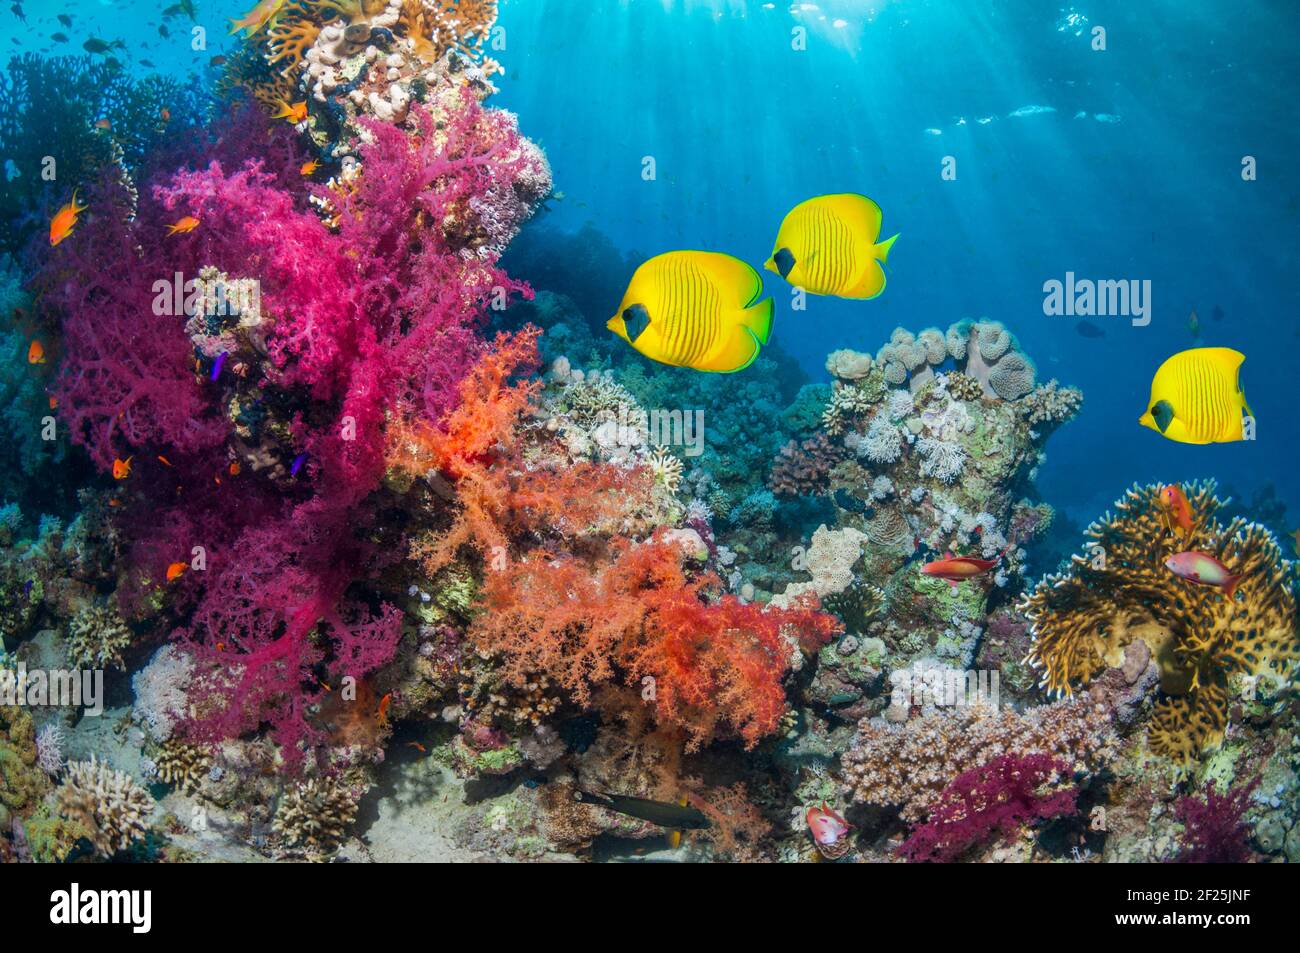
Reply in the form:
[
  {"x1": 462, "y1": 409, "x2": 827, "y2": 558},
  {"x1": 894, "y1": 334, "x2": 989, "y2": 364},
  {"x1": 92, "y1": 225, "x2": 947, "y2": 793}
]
[
  {"x1": 23, "y1": 806, "x2": 95, "y2": 863},
  {"x1": 0, "y1": 706, "x2": 48, "y2": 815}
]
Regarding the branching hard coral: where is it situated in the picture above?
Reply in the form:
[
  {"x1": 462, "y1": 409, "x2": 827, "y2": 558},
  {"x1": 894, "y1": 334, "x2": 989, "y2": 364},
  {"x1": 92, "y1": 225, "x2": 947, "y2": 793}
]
[
  {"x1": 54, "y1": 757, "x2": 154, "y2": 859},
  {"x1": 66, "y1": 604, "x2": 132, "y2": 671},
  {"x1": 916, "y1": 436, "x2": 967, "y2": 484},
  {"x1": 897, "y1": 753, "x2": 1078, "y2": 862},
  {"x1": 154, "y1": 740, "x2": 213, "y2": 795},
  {"x1": 768, "y1": 433, "x2": 841, "y2": 498},
  {"x1": 1020, "y1": 379, "x2": 1084, "y2": 428},
  {"x1": 273, "y1": 775, "x2": 360, "y2": 856},
  {"x1": 841, "y1": 694, "x2": 1115, "y2": 822},
  {"x1": 1020, "y1": 482, "x2": 1298, "y2": 771}
]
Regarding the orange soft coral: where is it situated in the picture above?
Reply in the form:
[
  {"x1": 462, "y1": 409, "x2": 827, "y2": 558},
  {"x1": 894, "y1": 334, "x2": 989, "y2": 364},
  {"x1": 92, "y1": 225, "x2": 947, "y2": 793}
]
[{"x1": 474, "y1": 537, "x2": 840, "y2": 749}]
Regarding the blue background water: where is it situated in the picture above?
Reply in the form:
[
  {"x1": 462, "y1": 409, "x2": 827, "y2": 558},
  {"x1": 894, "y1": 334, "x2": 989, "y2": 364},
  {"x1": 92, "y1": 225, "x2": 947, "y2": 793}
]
[{"x1": 4, "y1": 0, "x2": 1298, "y2": 526}]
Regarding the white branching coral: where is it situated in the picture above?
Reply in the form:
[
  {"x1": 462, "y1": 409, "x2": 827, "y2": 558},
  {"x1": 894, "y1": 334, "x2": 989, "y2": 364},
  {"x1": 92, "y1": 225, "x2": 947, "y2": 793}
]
[
  {"x1": 647, "y1": 446, "x2": 684, "y2": 493},
  {"x1": 886, "y1": 389, "x2": 914, "y2": 420},
  {"x1": 35, "y1": 722, "x2": 66, "y2": 775},
  {"x1": 917, "y1": 436, "x2": 967, "y2": 483},
  {"x1": 54, "y1": 757, "x2": 154, "y2": 858},
  {"x1": 860, "y1": 416, "x2": 903, "y2": 464}
]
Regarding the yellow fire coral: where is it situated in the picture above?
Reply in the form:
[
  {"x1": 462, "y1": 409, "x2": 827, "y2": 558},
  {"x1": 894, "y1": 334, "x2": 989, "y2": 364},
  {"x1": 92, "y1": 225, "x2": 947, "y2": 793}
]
[{"x1": 1020, "y1": 481, "x2": 1298, "y2": 770}]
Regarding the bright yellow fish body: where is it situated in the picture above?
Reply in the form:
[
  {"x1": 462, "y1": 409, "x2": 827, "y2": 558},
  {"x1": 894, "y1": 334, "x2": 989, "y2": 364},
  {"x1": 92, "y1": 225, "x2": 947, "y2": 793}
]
[
  {"x1": 765, "y1": 193, "x2": 898, "y2": 299},
  {"x1": 606, "y1": 251, "x2": 773, "y2": 373},
  {"x1": 1139, "y1": 347, "x2": 1254, "y2": 444}
]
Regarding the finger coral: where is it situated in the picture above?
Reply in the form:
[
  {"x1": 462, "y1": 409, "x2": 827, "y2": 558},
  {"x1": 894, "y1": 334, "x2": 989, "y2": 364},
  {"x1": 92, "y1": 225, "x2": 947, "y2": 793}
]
[
  {"x1": 54, "y1": 757, "x2": 154, "y2": 859},
  {"x1": 273, "y1": 774, "x2": 361, "y2": 857},
  {"x1": 1019, "y1": 482, "x2": 1298, "y2": 770}
]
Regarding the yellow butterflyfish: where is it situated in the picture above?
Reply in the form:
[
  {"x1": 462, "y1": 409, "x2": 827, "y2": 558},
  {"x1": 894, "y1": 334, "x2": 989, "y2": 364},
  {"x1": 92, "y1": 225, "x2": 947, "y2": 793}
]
[
  {"x1": 606, "y1": 251, "x2": 773, "y2": 373},
  {"x1": 1138, "y1": 347, "x2": 1254, "y2": 444},
  {"x1": 765, "y1": 193, "x2": 898, "y2": 299}
]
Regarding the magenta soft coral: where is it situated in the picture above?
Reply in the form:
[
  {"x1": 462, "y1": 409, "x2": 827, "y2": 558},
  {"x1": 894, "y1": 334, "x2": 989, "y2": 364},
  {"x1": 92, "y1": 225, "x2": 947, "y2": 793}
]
[
  {"x1": 38, "y1": 92, "x2": 546, "y2": 769},
  {"x1": 1173, "y1": 778, "x2": 1259, "y2": 863},
  {"x1": 898, "y1": 753, "x2": 1078, "y2": 863}
]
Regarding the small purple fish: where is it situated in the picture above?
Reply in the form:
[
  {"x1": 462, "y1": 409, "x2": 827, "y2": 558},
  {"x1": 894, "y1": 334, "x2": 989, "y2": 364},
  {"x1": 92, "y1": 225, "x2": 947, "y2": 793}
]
[
  {"x1": 210, "y1": 351, "x2": 227, "y2": 382},
  {"x1": 290, "y1": 452, "x2": 307, "y2": 477}
]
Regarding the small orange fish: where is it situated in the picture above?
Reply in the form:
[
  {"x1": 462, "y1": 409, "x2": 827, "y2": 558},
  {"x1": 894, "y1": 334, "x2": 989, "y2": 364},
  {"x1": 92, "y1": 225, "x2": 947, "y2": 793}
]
[
  {"x1": 165, "y1": 561, "x2": 187, "y2": 582},
  {"x1": 300, "y1": 159, "x2": 320, "y2": 176},
  {"x1": 1158, "y1": 484, "x2": 1194, "y2": 539},
  {"x1": 406, "y1": 742, "x2": 426, "y2": 753},
  {"x1": 49, "y1": 189, "x2": 88, "y2": 246},
  {"x1": 216, "y1": 641, "x2": 226, "y2": 652},
  {"x1": 94, "y1": 118, "x2": 111, "y2": 131},
  {"x1": 108, "y1": 498, "x2": 121, "y2": 507},
  {"x1": 271, "y1": 99, "x2": 308, "y2": 124},
  {"x1": 920, "y1": 549, "x2": 1006, "y2": 587},
  {"x1": 157, "y1": 455, "x2": 173, "y2": 467},
  {"x1": 377, "y1": 692, "x2": 392, "y2": 725},
  {"x1": 48, "y1": 395, "x2": 58, "y2": 409},
  {"x1": 228, "y1": 461, "x2": 241, "y2": 476},
  {"x1": 112, "y1": 456, "x2": 132, "y2": 480},
  {"x1": 27, "y1": 339, "x2": 45, "y2": 364},
  {"x1": 166, "y1": 215, "x2": 200, "y2": 235},
  {"x1": 160, "y1": 107, "x2": 171, "y2": 122},
  {"x1": 319, "y1": 680, "x2": 333, "y2": 692}
]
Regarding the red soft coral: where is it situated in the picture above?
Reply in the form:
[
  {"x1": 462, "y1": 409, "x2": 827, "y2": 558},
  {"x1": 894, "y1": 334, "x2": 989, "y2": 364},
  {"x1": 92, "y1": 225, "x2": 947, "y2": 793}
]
[{"x1": 898, "y1": 753, "x2": 1078, "y2": 863}]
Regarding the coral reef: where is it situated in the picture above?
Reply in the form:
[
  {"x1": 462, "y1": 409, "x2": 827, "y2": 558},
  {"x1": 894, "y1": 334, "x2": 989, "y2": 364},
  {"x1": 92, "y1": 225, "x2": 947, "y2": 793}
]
[
  {"x1": 898, "y1": 753, "x2": 1078, "y2": 862},
  {"x1": 841, "y1": 693, "x2": 1116, "y2": 822},
  {"x1": 273, "y1": 774, "x2": 362, "y2": 858},
  {"x1": 1021, "y1": 482, "x2": 1298, "y2": 771}
]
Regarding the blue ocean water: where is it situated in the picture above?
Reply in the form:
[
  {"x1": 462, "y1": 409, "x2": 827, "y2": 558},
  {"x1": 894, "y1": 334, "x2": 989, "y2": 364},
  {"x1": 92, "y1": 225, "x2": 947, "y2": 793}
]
[{"x1": 4, "y1": 0, "x2": 1296, "y2": 521}]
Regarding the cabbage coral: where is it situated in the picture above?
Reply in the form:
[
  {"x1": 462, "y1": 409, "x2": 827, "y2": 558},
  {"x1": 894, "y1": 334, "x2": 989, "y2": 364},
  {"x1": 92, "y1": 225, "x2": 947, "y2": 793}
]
[{"x1": 1020, "y1": 481, "x2": 1298, "y2": 770}]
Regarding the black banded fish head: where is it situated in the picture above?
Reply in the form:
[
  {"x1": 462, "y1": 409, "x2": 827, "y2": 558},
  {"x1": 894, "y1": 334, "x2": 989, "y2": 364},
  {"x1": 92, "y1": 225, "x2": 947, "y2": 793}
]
[
  {"x1": 1139, "y1": 399, "x2": 1176, "y2": 434},
  {"x1": 607, "y1": 303, "x2": 651, "y2": 344},
  {"x1": 766, "y1": 247, "x2": 796, "y2": 279}
]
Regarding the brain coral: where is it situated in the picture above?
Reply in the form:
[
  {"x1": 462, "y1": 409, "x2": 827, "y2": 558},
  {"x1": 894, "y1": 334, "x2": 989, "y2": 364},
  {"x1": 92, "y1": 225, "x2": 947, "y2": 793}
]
[{"x1": 1020, "y1": 482, "x2": 1298, "y2": 771}]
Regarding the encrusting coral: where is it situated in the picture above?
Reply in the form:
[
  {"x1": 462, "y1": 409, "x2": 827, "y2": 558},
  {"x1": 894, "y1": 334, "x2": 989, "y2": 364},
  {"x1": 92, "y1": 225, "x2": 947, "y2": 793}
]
[
  {"x1": 53, "y1": 757, "x2": 154, "y2": 859},
  {"x1": 1020, "y1": 481, "x2": 1298, "y2": 771}
]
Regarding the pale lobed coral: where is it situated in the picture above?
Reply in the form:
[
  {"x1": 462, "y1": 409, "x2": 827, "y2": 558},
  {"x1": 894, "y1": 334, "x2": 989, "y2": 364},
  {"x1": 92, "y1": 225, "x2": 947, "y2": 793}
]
[
  {"x1": 66, "y1": 604, "x2": 132, "y2": 671},
  {"x1": 35, "y1": 722, "x2": 66, "y2": 776},
  {"x1": 770, "y1": 525, "x2": 867, "y2": 608},
  {"x1": 54, "y1": 757, "x2": 155, "y2": 858},
  {"x1": 273, "y1": 775, "x2": 362, "y2": 856}
]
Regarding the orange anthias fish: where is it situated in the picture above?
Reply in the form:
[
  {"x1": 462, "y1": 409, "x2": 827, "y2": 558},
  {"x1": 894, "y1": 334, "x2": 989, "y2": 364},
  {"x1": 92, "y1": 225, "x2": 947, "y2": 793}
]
[
  {"x1": 229, "y1": 0, "x2": 286, "y2": 36},
  {"x1": 157, "y1": 455, "x2": 173, "y2": 467},
  {"x1": 1165, "y1": 550, "x2": 1242, "y2": 599},
  {"x1": 300, "y1": 159, "x2": 320, "y2": 176},
  {"x1": 165, "y1": 561, "x2": 187, "y2": 582},
  {"x1": 377, "y1": 692, "x2": 392, "y2": 725},
  {"x1": 112, "y1": 456, "x2": 132, "y2": 480},
  {"x1": 272, "y1": 99, "x2": 308, "y2": 124},
  {"x1": 806, "y1": 802, "x2": 852, "y2": 860},
  {"x1": 27, "y1": 339, "x2": 45, "y2": 364},
  {"x1": 166, "y1": 215, "x2": 200, "y2": 235},
  {"x1": 93, "y1": 118, "x2": 111, "y2": 131},
  {"x1": 160, "y1": 107, "x2": 171, "y2": 123},
  {"x1": 920, "y1": 549, "x2": 1006, "y2": 587},
  {"x1": 49, "y1": 189, "x2": 88, "y2": 246},
  {"x1": 1158, "y1": 484, "x2": 1194, "y2": 539}
]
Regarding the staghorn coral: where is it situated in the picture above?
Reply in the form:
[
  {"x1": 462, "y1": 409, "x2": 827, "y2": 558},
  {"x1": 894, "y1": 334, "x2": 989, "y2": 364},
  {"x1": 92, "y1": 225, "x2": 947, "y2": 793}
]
[
  {"x1": 842, "y1": 693, "x2": 1115, "y2": 822},
  {"x1": 66, "y1": 604, "x2": 132, "y2": 671},
  {"x1": 54, "y1": 757, "x2": 154, "y2": 859},
  {"x1": 1020, "y1": 482, "x2": 1298, "y2": 771},
  {"x1": 273, "y1": 775, "x2": 361, "y2": 856}
]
